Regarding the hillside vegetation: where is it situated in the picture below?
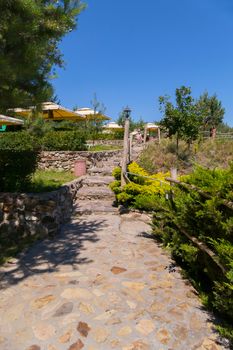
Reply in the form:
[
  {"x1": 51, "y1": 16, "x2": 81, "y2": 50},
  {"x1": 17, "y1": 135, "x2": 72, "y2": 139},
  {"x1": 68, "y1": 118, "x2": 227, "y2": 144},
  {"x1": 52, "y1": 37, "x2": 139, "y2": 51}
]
[{"x1": 139, "y1": 139, "x2": 233, "y2": 175}]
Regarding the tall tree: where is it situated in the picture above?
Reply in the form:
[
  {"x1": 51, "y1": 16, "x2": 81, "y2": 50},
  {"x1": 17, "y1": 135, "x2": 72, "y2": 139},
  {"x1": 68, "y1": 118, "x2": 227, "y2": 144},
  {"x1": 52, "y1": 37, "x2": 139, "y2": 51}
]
[
  {"x1": 197, "y1": 92, "x2": 225, "y2": 128},
  {"x1": 0, "y1": 0, "x2": 85, "y2": 113},
  {"x1": 159, "y1": 86, "x2": 202, "y2": 151}
]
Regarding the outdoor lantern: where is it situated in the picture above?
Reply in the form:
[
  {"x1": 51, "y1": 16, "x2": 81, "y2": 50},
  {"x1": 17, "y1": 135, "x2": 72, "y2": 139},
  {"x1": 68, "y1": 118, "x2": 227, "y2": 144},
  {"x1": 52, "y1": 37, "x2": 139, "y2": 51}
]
[{"x1": 123, "y1": 106, "x2": 131, "y2": 120}]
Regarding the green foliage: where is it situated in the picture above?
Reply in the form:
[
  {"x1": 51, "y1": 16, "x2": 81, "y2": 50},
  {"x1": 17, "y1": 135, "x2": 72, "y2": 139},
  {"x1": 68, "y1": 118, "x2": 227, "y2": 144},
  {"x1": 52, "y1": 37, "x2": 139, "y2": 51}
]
[
  {"x1": 111, "y1": 162, "x2": 170, "y2": 209},
  {"x1": 0, "y1": 0, "x2": 85, "y2": 112},
  {"x1": 159, "y1": 86, "x2": 202, "y2": 150},
  {"x1": 0, "y1": 132, "x2": 39, "y2": 191},
  {"x1": 133, "y1": 194, "x2": 159, "y2": 211},
  {"x1": 152, "y1": 165, "x2": 233, "y2": 331},
  {"x1": 197, "y1": 92, "x2": 225, "y2": 128},
  {"x1": 41, "y1": 131, "x2": 87, "y2": 151},
  {"x1": 112, "y1": 167, "x2": 121, "y2": 180}
]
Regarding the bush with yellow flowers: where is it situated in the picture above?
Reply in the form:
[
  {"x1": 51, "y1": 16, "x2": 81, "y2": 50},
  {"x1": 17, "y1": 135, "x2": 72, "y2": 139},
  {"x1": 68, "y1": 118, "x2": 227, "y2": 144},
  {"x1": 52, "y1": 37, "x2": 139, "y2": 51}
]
[{"x1": 110, "y1": 162, "x2": 170, "y2": 210}]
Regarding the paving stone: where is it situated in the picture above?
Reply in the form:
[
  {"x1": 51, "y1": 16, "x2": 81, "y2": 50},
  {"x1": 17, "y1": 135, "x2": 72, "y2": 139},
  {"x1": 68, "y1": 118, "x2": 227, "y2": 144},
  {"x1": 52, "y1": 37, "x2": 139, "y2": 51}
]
[
  {"x1": 68, "y1": 339, "x2": 84, "y2": 350},
  {"x1": 111, "y1": 266, "x2": 127, "y2": 274},
  {"x1": 26, "y1": 346, "x2": 41, "y2": 350},
  {"x1": 59, "y1": 330, "x2": 72, "y2": 343},
  {"x1": 31, "y1": 295, "x2": 56, "y2": 309},
  {"x1": 92, "y1": 327, "x2": 109, "y2": 343},
  {"x1": 156, "y1": 328, "x2": 171, "y2": 345},
  {"x1": 32, "y1": 323, "x2": 56, "y2": 341},
  {"x1": 53, "y1": 302, "x2": 73, "y2": 317},
  {"x1": 77, "y1": 322, "x2": 91, "y2": 337},
  {"x1": 61, "y1": 288, "x2": 92, "y2": 300},
  {"x1": 79, "y1": 302, "x2": 95, "y2": 314},
  {"x1": 117, "y1": 326, "x2": 132, "y2": 336},
  {"x1": 135, "y1": 319, "x2": 155, "y2": 335}
]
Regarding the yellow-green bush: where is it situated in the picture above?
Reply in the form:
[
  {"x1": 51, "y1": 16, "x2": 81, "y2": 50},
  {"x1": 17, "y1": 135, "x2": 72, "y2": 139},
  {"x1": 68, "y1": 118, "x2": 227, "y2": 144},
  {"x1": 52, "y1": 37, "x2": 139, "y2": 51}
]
[{"x1": 111, "y1": 162, "x2": 170, "y2": 209}]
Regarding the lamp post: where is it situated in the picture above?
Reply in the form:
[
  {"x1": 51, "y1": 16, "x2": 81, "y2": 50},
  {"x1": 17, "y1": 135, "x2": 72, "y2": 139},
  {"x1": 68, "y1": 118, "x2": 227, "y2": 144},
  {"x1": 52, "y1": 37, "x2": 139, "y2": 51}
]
[{"x1": 121, "y1": 106, "x2": 131, "y2": 187}]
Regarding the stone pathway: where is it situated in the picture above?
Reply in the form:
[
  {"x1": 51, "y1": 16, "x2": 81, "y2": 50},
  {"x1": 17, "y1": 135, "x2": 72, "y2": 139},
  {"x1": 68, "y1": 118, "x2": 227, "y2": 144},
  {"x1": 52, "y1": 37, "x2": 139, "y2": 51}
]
[
  {"x1": 0, "y1": 211, "x2": 224, "y2": 350},
  {"x1": 0, "y1": 145, "x2": 226, "y2": 350}
]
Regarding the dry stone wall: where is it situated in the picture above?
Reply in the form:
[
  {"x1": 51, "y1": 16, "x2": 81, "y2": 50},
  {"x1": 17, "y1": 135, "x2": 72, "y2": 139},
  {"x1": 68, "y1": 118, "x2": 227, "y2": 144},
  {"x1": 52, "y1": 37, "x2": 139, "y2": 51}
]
[
  {"x1": 38, "y1": 150, "x2": 122, "y2": 171},
  {"x1": 0, "y1": 177, "x2": 84, "y2": 239}
]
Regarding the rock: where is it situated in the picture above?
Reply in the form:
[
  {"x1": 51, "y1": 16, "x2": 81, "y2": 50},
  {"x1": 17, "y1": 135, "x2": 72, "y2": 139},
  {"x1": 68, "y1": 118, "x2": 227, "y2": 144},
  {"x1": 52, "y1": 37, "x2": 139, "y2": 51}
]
[
  {"x1": 123, "y1": 340, "x2": 149, "y2": 350},
  {"x1": 127, "y1": 300, "x2": 137, "y2": 309},
  {"x1": 53, "y1": 302, "x2": 73, "y2": 317},
  {"x1": 32, "y1": 323, "x2": 56, "y2": 340},
  {"x1": 117, "y1": 326, "x2": 132, "y2": 337},
  {"x1": 135, "y1": 319, "x2": 155, "y2": 335},
  {"x1": 68, "y1": 339, "x2": 84, "y2": 350},
  {"x1": 77, "y1": 321, "x2": 91, "y2": 337},
  {"x1": 92, "y1": 328, "x2": 109, "y2": 343},
  {"x1": 95, "y1": 309, "x2": 116, "y2": 320},
  {"x1": 59, "y1": 331, "x2": 72, "y2": 343},
  {"x1": 61, "y1": 288, "x2": 92, "y2": 300},
  {"x1": 26, "y1": 346, "x2": 41, "y2": 350},
  {"x1": 105, "y1": 317, "x2": 122, "y2": 326},
  {"x1": 189, "y1": 313, "x2": 203, "y2": 330},
  {"x1": 200, "y1": 338, "x2": 221, "y2": 350},
  {"x1": 156, "y1": 328, "x2": 171, "y2": 345},
  {"x1": 48, "y1": 346, "x2": 57, "y2": 350},
  {"x1": 122, "y1": 281, "x2": 145, "y2": 291},
  {"x1": 79, "y1": 302, "x2": 94, "y2": 314},
  {"x1": 31, "y1": 295, "x2": 56, "y2": 309},
  {"x1": 111, "y1": 266, "x2": 127, "y2": 274}
]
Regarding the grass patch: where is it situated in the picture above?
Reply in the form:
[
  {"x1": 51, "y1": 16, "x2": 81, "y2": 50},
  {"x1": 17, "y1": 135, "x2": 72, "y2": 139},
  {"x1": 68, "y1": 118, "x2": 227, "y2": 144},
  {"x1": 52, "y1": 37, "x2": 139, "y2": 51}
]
[{"x1": 28, "y1": 169, "x2": 76, "y2": 192}]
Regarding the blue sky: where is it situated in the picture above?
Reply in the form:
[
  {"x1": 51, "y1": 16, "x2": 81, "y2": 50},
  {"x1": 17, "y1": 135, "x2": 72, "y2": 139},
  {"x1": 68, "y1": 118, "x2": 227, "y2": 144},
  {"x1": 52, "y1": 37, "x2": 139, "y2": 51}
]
[{"x1": 53, "y1": 0, "x2": 233, "y2": 125}]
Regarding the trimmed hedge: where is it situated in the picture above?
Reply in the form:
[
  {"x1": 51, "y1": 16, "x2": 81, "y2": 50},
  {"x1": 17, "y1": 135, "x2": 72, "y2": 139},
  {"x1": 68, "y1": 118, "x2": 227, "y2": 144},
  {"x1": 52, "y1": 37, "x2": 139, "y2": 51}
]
[
  {"x1": 0, "y1": 132, "x2": 39, "y2": 192},
  {"x1": 41, "y1": 131, "x2": 87, "y2": 151}
]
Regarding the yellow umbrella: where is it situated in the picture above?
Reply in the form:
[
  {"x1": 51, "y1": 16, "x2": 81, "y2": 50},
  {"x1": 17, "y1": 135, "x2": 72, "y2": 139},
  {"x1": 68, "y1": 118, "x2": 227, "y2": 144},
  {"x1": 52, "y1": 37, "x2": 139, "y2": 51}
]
[
  {"x1": 74, "y1": 108, "x2": 111, "y2": 121},
  {"x1": 0, "y1": 114, "x2": 24, "y2": 126},
  {"x1": 10, "y1": 102, "x2": 84, "y2": 121}
]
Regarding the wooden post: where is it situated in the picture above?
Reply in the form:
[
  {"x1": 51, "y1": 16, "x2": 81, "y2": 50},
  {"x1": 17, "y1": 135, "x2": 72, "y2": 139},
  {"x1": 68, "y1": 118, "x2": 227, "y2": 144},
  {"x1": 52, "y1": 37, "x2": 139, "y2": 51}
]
[
  {"x1": 143, "y1": 126, "x2": 147, "y2": 146},
  {"x1": 129, "y1": 133, "x2": 133, "y2": 163},
  {"x1": 158, "y1": 127, "x2": 161, "y2": 144},
  {"x1": 121, "y1": 117, "x2": 130, "y2": 187}
]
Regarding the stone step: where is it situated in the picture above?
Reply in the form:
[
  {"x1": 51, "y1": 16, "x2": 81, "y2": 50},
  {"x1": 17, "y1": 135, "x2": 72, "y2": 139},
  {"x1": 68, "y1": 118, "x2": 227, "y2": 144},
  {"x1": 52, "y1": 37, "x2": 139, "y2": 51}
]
[
  {"x1": 77, "y1": 186, "x2": 115, "y2": 200},
  {"x1": 82, "y1": 176, "x2": 114, "y2": 187},
  {"x1": 73, "y1": 200, "x2": 118, "y2": 215},
  {"x1": 88, "y1": 167, "x2": 114, "y2": 176}
]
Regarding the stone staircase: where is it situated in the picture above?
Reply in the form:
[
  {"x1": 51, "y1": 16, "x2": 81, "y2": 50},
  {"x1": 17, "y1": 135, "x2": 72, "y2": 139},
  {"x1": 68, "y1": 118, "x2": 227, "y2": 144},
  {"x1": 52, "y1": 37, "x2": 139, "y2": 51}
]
[
  {"x1": 73, "y1": 174, "x2": 118, "y2": 216},
  {"x1": 73, "y1": 144, "x2": 143, "y2": 216}
]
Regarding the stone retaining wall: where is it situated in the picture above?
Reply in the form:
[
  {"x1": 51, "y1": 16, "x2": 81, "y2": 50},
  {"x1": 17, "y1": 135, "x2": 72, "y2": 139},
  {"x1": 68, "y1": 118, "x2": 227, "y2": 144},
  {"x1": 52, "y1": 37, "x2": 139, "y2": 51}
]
[
  {"x1": 0, "y1": 177, "x2": 84, "y2": 239},
  {"x1": 86, "y1": 139, "x2": 123, "y2": 146},
  {"x1": 38, "y1": 150, "x2": 122, "y2": 171}
]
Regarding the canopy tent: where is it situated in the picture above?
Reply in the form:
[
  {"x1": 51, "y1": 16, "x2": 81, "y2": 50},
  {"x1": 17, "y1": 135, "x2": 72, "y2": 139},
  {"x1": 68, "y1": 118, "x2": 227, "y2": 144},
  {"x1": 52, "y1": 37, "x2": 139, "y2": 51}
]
[
  {"x1": 103, "y1": 122, "x2": 123, "y2": 130},
  {"x1": 0, "y1": 114, "x2": 24, "y2": 126},
  {"x1": 145, "y1": 122, "x2": 160, "y2": 130},
  {"x1": 74, "y1": 108, "x2": 111, "y2": 121},
  {"x1": 144, "y1": 122, "x2": 161, "y2": 144},
  {"x1": 10, "y1": 102, "x2": 83, "y2": 121}
]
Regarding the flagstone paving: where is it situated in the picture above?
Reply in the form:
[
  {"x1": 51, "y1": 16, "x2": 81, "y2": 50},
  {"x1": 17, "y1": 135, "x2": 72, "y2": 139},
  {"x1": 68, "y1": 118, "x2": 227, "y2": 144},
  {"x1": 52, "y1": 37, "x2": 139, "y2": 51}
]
[{"x1": 0, "y1": 212, "x2": 226, "y2": 350}]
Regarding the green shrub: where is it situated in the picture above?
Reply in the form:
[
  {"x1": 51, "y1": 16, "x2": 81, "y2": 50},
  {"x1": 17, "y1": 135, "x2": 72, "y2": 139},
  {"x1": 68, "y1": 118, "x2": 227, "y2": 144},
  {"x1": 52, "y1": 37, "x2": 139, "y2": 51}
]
[
  {"x1": 41, "y1": 131, "x2": 87, "y2": 151},
  {"x1": 112, "y1": 166, "x2": 121, "y2": 180},
  {"x1": 152, "y1": 165, "x2": 233, "y2": 336},
  {"x1": 0, "y1": 132, "x2": 40, "y2": 192},
  {"x1": 133, "y1": 194, "x2": 159, "y2": 211}
]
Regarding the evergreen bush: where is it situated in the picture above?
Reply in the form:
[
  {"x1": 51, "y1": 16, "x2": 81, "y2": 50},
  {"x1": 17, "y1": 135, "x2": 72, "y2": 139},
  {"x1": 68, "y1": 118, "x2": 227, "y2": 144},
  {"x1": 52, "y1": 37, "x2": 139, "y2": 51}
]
[
  {"x1": 41, "y1": 131, "x2": 87, "y2": 151},
  {"x1": 0, "y1": 132, "x2": 39, "y2": 192}
]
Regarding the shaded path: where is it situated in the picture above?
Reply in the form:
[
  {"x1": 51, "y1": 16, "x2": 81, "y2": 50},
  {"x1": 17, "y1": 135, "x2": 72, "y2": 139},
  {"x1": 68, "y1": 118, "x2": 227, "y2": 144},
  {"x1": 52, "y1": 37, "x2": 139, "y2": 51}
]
[{"x1": 0, "y1": 211, "x2": 224, "y2": 350}]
